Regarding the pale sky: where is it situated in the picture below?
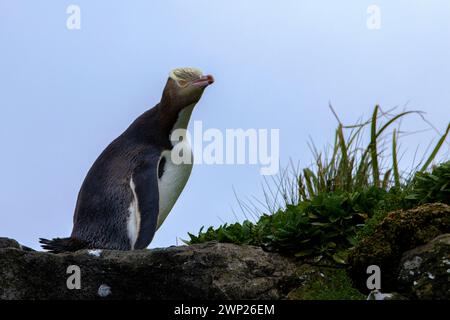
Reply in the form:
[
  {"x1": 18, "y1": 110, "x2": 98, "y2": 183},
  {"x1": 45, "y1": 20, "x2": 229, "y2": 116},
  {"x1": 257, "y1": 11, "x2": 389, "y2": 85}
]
[{"x1": 0, "y1": 1, "x2": 449, "y2": 250}]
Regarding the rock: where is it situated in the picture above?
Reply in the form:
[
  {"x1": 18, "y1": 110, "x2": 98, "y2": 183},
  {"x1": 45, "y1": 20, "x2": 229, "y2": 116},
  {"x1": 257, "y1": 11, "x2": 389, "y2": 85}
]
[
  {"x1": 0, "y1": 240, "x2": 300, "y2": 300},
  {"x1": 0, "y1": 238, "x2": 21, "y2": 250},
  {"x1": 366, "y1": 290, "x2": 407, "y2": 300},
  {"x1": 397, "y1": 234, "x2": 450, "y2": 300},
  {"x1": 0, "y1": 238, "x2": 35, "y2": 252},
  {"x1": 348, "y1": 203, "x2": 450, "y2": 292}
]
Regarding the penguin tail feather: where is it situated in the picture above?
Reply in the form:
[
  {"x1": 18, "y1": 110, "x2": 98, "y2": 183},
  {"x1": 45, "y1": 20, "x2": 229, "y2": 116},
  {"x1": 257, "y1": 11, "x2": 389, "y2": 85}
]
[{"x1": 39, "y1": 237, "x2": 91, "y2": 253}]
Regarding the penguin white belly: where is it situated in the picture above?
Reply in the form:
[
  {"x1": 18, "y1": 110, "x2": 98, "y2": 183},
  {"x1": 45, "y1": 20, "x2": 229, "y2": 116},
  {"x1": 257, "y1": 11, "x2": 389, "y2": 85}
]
[{"x1": 156, "y1": 147, "x2": 193, "y2": 229}]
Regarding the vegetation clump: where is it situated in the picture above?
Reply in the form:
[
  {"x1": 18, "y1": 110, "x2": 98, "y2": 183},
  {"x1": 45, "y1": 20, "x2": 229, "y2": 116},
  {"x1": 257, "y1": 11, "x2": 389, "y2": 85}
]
[
  {"x1": 407, "y1": 160, "x2": 450, "y2": 205},
  {"x1": 187, "y1": 106, "x2": 450, "y2": 265}
]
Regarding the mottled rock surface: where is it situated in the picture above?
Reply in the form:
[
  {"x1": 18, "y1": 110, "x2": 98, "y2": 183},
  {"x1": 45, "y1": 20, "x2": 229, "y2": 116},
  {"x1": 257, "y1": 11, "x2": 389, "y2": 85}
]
[
  {"x1": 0, "y1": 240, "x2": 300, "y2": 300},
  {"x1": 398, "y1": 234, "x2": 450, "y2": 299}
]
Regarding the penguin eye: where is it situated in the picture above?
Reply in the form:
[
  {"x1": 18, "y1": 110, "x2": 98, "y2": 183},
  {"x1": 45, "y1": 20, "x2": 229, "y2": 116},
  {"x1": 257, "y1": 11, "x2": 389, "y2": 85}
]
[{"x1": 177, "y1": 79, "x2": 188, "y2": 87}]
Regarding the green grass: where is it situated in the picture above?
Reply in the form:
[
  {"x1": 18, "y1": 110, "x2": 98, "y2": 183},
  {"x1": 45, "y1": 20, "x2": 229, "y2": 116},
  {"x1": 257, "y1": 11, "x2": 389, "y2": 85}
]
[
  {"x1": 186, "y1": 105, "x2": 450, "y2": 262},
  {"x1": 288, "y1": 268, "x2": 365, "y2": 300}
]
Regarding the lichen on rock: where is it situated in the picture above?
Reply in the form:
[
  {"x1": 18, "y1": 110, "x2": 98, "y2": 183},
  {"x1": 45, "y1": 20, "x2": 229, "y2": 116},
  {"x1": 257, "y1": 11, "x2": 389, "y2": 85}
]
[
  {"x1": 397, "y1": 234, "x2": 450, "y2": 299},
  {"x1": 348, "y1": 203, "x2": 450, "y2": 292}
]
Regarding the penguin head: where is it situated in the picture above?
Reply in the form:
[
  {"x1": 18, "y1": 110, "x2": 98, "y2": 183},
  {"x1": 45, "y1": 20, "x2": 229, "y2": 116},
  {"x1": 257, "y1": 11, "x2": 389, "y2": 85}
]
[{"x1": 161, "y1": 67, "x2": 214, "y2": 111}]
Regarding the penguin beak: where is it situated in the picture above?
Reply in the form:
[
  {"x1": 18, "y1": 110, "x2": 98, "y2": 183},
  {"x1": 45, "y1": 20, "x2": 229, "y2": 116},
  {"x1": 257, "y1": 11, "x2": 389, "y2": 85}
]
[{"x1": 191, "y1": 75, "x2": 214, "y2": 88}]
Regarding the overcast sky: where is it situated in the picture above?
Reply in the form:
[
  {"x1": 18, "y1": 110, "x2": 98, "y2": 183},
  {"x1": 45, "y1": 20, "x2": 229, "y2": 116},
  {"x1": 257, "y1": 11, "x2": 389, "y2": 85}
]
[{"x1": 1, "y1": 1, "x2": 449, "y2": 250}]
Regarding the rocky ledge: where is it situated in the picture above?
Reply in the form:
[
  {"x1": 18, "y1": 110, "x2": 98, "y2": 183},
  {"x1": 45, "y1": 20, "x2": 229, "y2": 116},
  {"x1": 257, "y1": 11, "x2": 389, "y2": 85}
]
[
  {"x1": 0, "y1": 241, "x2": 300, "y2": 300},
  {"x1": 1, "y1": 204, "x2": 449, "y2": 300}
]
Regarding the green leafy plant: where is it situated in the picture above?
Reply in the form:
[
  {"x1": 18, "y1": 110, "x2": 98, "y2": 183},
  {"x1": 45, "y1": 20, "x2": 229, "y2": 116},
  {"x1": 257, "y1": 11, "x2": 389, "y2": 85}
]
[
  {"x1": 406, "y1": 160, "x2": 450, "y2": 205},
  {"x1": 189, "y1": 187, "x2": 409, "y2": 262},
  {"x1": 187, "y1": 221, "x2": 259, "y2": 245},
  {"x1": 257, "y1": 191, "x2": 369, "y2": 261}
]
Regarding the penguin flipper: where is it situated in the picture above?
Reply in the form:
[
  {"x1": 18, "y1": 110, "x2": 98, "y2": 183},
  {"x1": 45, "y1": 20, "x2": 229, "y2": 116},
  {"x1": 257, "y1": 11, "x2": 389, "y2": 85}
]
[{"x1": 132, "y1": 154, "x2": 161, "y2": 249}]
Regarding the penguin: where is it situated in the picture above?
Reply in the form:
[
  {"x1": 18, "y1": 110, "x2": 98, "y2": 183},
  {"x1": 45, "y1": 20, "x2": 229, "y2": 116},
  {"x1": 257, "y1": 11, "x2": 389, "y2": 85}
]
[{"x1": 40, "y1": 67, "x2": 214, "y2": 252}]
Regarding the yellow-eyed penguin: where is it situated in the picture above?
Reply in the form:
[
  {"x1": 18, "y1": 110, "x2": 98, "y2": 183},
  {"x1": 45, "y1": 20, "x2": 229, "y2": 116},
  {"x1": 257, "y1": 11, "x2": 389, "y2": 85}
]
[{"x1": 40, "y1": 68, "x2": 214, "y2": 252}]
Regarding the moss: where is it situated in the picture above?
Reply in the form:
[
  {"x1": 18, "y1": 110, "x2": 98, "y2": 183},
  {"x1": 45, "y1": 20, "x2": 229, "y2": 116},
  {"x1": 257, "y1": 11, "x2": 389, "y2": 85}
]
[
  {"x1": 357, "y1": 209, "x2": 388, "y2": 240},
  {"x1": 348, "y1": 203, "x2": 450, "y2": 292},
  {"x1": 288, "y1": 267, "x2": 364, "y2": 300},
  {"x1": 357, "y1": 187, "x2": 412, "y2": 240}
]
